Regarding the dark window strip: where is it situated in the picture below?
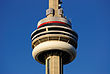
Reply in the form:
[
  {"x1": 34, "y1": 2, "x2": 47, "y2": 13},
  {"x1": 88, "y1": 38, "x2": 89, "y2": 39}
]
[
  {"x1": 31, "y1": 27, "x2": 78, "y2": 39},
  {"x1": 32, "y1": 32, "x2": 77, "y2": 42}
]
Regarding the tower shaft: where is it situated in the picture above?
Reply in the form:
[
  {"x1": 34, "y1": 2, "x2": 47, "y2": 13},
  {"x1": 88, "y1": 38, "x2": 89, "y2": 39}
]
[
  {"x1": 46, "y1": 55, "x2": 63, "y2": 74},
  {"x1": 46, "y1": 1, "x2": 63, "y2": 73}
]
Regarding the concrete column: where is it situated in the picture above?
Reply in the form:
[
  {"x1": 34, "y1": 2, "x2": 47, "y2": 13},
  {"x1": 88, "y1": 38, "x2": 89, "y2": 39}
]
[{"x1": 46, "y1": 55, "x2": 63, "y2": 74}]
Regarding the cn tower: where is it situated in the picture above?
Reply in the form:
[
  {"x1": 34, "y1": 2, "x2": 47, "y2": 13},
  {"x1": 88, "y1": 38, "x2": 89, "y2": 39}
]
[{"x1": 31, "y1": 0, "x2": 78, "y2": 74}]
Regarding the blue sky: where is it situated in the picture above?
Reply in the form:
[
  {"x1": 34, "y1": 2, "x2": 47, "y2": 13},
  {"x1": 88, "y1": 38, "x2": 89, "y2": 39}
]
[{"x1": 0, "y1": 0, "x2": 110, "y2": 74}]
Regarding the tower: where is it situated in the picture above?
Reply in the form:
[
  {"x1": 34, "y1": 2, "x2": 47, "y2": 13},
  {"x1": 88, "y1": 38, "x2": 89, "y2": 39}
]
[{"x1": 31, "y1": 0, "x2": 78, "y2": 74}]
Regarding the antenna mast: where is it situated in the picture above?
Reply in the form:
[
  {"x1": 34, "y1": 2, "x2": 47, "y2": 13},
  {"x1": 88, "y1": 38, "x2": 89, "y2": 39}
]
[{"x1": 47, "y1": 0, "x2": 63, "y2": 17}]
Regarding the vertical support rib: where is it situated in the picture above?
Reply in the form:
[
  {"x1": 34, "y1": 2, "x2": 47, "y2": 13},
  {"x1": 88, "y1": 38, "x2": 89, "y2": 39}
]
[{"x1": 46, "y1": 55, "x2": 63, "y2": 74}]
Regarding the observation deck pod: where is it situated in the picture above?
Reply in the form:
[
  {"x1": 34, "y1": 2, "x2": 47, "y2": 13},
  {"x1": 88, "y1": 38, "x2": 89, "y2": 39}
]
[{"x1": 31, "y1": 17, "x2": 78, "y2": 65}]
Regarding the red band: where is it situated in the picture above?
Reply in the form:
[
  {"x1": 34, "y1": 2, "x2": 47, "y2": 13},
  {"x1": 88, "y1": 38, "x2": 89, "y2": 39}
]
[{"x1": 37, "y1": 21, "x2": 67, "y2": 28}]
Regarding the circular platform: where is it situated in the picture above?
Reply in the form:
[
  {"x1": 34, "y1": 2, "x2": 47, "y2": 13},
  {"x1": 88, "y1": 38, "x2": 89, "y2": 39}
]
[{"x1": 32, "y1": 41, "x2": 76, "y2": 65}]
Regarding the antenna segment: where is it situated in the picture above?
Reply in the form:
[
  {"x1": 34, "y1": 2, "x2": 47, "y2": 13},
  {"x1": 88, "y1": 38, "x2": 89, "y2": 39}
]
[{"x1": 47, "y1": 0, "x2": 63, "y2": 17}]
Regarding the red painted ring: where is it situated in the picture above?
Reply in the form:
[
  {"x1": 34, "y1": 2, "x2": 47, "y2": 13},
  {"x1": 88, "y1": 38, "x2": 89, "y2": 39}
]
[{"x1": 37, "y1": 21, "x2": 68, "y2": 28}]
